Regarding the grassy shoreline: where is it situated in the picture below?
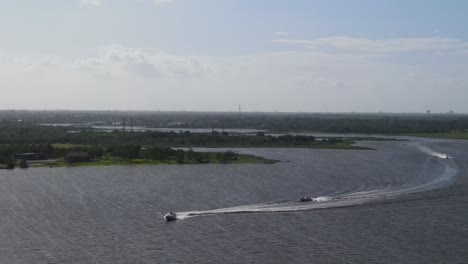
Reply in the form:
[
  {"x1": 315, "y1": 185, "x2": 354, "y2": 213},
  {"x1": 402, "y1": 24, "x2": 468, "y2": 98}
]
[
  {"x1": 1, "y1": 140, "x2": 373, "y2": 169},
  {"x1": 27, "y1": 142, "x2": 371, "y2": 169},
  {"x1": 33, "y1": 153, "x2": 278, "y2": 168},
  {"x1": 171, "y1": 142, "x2": 374, "y2": 150},
  {"x1": 402, "y1": 132, "x2": 468, "y2": 140}
]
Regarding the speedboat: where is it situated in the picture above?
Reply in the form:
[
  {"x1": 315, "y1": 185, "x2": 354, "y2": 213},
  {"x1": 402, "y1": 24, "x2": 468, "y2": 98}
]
[
  {"x1": 164, "y1": 212, "x2": 177, "y2": 221},
  {"x1": 445, "y1": 154, "x2": 451, "y2": 159},
  {"x1": 299, "y1": 196, "x2": 313, "y2": 202}
]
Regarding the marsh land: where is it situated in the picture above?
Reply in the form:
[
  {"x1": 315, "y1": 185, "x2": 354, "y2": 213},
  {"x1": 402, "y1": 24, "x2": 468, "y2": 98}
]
[{"x1": 0, "y1": 110, "x2": 466, "y2": 168}]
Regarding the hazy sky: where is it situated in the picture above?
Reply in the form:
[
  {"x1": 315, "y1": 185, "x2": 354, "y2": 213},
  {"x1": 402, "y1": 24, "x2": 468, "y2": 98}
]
[{"x1": 1, "y1": 0, "x2": 467, "y2": 112}]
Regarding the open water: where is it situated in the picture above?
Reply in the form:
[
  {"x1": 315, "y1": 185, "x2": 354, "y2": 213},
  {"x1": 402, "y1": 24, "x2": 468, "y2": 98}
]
[{"x1": 0, "y1": 138, "x2": 467, "y2": 263}]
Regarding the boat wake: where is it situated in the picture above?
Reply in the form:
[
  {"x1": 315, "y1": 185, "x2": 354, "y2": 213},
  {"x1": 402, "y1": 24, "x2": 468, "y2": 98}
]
[
  {"x1": 409, "y1": 142, "x2": 452, "y2": 159},
  {"x1": 173, "y1": 143, "x2": 458, "y2": 221}
]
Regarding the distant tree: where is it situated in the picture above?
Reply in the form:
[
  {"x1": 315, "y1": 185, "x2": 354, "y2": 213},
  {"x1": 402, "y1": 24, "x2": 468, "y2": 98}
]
[
  {"x1": 6, "y1": 159, "x2": 15, "y2": 169},
  {"x1": 141, "y1": 146, "x2": 161, "y2": 160},
  {"x1": 108, "y1": 145, "x2": 141, "y2": 159},
  {"x1": 88, "y1": 146, "x2": 104, "y2": 160},
  {"x1": 176, "y1": 150, "x2": 185, "y2": 163},
  {"x1": 217, "y1": 151, "x2": 238, "y2": 163},
  {"x1": 19, "y1": 159, "x2": 28, "y2": 168},
  {"x1": 202, "y1": 152, "x2": 211, "y2": 163},
  {"x1": 186, "y1": 148, "x2": 194, "y2": 161}
]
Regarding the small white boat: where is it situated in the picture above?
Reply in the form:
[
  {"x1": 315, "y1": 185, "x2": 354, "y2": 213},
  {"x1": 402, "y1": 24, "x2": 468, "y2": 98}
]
[
  {"x1": 164, "y1": 212, "x2": 177, "y2": 221},
  {"x1": 299, "y1": 196, "x2": 313, "y2": 202}
]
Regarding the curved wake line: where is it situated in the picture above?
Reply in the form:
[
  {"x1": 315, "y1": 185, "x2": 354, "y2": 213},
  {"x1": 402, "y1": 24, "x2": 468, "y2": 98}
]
[
  {"x1": 174, "y1": 144, "x2": 458, "y2": 220},
  {"x1": 408, "y1": 142, "x2": 452, "y2": 159}
]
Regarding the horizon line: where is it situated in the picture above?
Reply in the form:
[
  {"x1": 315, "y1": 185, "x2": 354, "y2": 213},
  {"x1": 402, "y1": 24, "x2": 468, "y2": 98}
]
[{"x1": 0, "y1": 109, "x2": 466, "y2": 115}]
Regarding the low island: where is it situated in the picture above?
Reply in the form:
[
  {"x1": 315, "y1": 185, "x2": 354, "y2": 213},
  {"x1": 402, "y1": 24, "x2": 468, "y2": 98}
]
[{"x1": 0, "y1": 123, "x2": 372, "y2": 169}]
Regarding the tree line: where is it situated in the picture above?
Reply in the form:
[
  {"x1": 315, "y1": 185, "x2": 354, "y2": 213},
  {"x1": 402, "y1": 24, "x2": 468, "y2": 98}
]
[
  {"x1": 0, "y1": 124, "x2": 319, "y2": 147},
  {"x1": 2, "y1": 110, "x2": 468, "y2": 134},
  {"x1": 0, "y1": 143, "x2": 240, "y2": 168}
]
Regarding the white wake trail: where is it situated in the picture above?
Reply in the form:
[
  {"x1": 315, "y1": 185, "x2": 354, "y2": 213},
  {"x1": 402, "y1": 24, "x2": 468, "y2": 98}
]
[
  {"x1": 409, "y1": 142, "x2": 451, "y2": 159},
  {"x1": 173, "y1": 143, "x2": 457, "y2": 221}
]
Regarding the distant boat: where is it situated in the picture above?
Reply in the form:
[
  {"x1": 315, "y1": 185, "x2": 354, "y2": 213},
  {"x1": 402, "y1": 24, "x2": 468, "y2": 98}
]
[
  {"x1": 164, "y1": 212, "x2": 177, "y2": 221},
  {"x1": 299, "y1": 196, "x2": 313, "y2": 202}
]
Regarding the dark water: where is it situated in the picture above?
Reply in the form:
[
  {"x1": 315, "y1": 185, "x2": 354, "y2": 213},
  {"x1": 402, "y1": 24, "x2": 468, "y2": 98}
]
[{"x1": 0, "y1": 138, "x2": 467, "y2": 263}]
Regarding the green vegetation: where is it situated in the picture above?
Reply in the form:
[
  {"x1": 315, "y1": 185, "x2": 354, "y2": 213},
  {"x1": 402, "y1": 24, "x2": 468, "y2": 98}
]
[
  {"x1": 404, "y1": 131, "x2": 468, "y2": 140},
  {"x1": 2, "y1": 110, "x2": 467, "y2": 134},
  {"x1": 0, "y1": 142, "x2": 278, "y2": 168},
  {"x1": 2, "y1": 110, "x2": 466, "y2": 168},
  {"x1": 0, "y1": 156, "x2": 15, "y2": 169},
  {"x1": 0, "y1": 123, "x2": 365, "y2": 151},
  {"x1": 52, "y1": 143, "x2": 85, "y2": 148},
  {"x1": 0, "y1": 124, "x2": 365, "y2": 168},
  {"x1": 36, "y1": 152, "x2": 275, "y2": 168}
]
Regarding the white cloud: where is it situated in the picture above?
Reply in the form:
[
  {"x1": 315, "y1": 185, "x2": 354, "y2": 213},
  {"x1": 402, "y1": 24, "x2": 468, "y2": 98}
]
[
  {"x1": 273, "y1": 36, "x2": 468, "y2": 54},
  {"x1": 78, "y1": 0, "x2": 174, "y2": 8},
  {"x1": 274, "y1": 31, "x2": 288, "y2": 36},
  {"x1": 2, "y1": 42, "x2": 468, "y2": 112},
  {"x1": 80, "y1": 0, "x2": 105, "y2": 7},
  {"x1": 152, "y1": 0, "x2": 174, "y2": 8},
  {"x1": 74, "y1": 44, "x2": 212, "y2": 79}
]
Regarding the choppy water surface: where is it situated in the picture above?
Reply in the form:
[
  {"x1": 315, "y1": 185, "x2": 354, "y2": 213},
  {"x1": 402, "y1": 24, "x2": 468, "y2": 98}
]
[{"x1": 0, "y1": 138, "x2": 467, "y2": 263}]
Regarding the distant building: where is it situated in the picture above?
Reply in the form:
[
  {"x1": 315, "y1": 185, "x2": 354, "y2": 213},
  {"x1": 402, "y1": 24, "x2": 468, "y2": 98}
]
[
  {"x1": 14, "y1": 153, "x2": 48, "y2": 161},
  {"x1": 65, "y1": 152, "x2": 91, "y2": 163}
]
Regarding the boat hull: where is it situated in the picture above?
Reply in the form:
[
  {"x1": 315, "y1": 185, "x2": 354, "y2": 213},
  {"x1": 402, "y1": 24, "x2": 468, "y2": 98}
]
[
  {"x1": 164, "y1": 213, "x2": 177, "y2": 221},
  {"x1": 299, "y1": 196, "x2": 313, "y2": 202}
]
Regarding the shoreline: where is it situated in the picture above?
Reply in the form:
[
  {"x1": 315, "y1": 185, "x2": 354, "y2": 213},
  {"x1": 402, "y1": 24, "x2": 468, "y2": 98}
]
[
  {"x1": 31, "y1": 154, "x2": 279, "y2": 168},
  {"x1": 1, "y1": 141, "x2": 373, "y2": 169}
]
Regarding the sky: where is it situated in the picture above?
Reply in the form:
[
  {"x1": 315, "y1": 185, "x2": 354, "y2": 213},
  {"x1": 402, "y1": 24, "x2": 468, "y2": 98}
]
[{"x1": 1, "y1": 0, "x2": 467, "y2": 113}]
